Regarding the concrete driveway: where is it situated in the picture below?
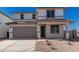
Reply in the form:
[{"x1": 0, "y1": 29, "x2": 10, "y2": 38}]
[{"x1": 0, "y1": 39, "x2": 36, "y2": 52}]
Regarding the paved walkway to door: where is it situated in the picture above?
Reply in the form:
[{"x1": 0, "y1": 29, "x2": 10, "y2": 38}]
[{"x1": 0, "y1": 39, "x2": 36, "y2": 52}]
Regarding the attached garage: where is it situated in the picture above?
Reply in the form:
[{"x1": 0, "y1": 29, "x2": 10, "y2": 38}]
[{"x1": 13, "y1": 26, "x2": 37, "y2": 38}]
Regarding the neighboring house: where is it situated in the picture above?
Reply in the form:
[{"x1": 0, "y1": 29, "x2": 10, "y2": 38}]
[
  {"x1": 0, "y1": 12, "x2": 12, "y2": 38},
  {"x1": 7, "y1": 7, "x2": 72, "y2": 39}
]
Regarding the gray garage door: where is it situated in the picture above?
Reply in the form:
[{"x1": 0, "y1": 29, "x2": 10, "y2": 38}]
[{"x1": 13, "y1": 26, "x2": 37, "y2": 38}]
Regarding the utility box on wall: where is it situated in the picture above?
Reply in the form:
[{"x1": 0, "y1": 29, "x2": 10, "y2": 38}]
[
  {"x1": 9, "y1": 26, "x2": 13, "y2": 39},
  {"x1": 65, "y1": 32, "x2": 69, "y2": 39}
]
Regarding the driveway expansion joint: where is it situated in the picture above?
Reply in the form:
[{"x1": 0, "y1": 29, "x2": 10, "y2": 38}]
[{"x1": 0, "y1": 40, "x2": 18, "y2": 51}]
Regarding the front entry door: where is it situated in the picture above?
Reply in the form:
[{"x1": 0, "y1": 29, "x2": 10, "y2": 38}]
[{"x1": 41, "y1": 26, "x2": 46, "y2": 38}]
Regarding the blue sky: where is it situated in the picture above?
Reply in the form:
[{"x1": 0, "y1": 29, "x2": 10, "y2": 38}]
[{"x1": 0, "y1": 7, "x2": 79, "y2": 30}]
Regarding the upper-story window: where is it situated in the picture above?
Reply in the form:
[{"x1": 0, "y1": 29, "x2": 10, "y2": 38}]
[
  {"x1": 32, "y1": 14, "x2": 36, "y2": 19},
  {"x1": 47, "y1": 10, "x2": 55, "y2": 18},
  {"x1": 20, "y1": 14, "x2": 24, "y2": 19}
]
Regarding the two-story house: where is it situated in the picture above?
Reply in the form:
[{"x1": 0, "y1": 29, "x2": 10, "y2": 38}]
[{"x1": 7, "y1": 7, "x2": 72, "y2": 39}]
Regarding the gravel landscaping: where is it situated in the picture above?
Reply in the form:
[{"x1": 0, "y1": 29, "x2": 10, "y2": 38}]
[{"x1": 35, "y1": 40, "x2": 79, "y2": 52}]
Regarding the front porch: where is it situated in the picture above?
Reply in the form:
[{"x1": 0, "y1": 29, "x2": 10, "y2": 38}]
[
  {"x1": 37, "y1": 24, "x2": 65, "y2": 39},
  {"x1": 37, "y1": 19, "x2": 71, "y2": 39}
]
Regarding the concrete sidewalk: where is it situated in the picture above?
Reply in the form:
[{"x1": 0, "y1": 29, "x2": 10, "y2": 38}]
[{"x1": 0, "y1": 39, "x2": 36, "y2": 52}]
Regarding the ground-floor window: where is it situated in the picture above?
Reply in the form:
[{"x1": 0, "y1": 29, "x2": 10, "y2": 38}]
[{"x1": 50, "y1": 25, "x2": 59, "y2": 33}]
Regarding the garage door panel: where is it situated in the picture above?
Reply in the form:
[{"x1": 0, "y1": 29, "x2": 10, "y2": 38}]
[{"x1": 13, "y1": 26, "x2": 37, "y2": 38}]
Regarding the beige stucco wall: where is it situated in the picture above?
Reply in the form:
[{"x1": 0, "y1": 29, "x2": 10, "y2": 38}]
[
  {"x1": 0, "y1": 13, "x2": 12, "y2": 38},
  {"x1": 12, "y1": 9, "x2": 64, "y2": 20},
  {"x1": 24, "y1": 14, "x2": 32, "y2": 19},
  {"x1": 55, "y1": 9, "x2": 63, "y2": 16},
  {"x1": 0, "y1": 25, "x2": 8, "y2": 38},
  {"x1": 12, "y1": 13, "x2": 34, "y2": 20},
  {"x1": 12, "y1": 13, "x2": 20, "y2": 19},
  {"x1": 37, "y1": 9, "x2": 64, "y2": 20},
  {"x1": 37, "y1": 9, "x2": 46, "y2": 16},
  {"x1": 45, "y1": 24, "x2": 64, "y2": 39},
  {"x1": 0, "y1": 14, "x2": 12, "y2": 24}
]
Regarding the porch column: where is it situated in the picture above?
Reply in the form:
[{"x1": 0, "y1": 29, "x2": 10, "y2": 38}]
[
  {"x1": 9, "y1": 25, "x2": 13, "y2": 39},
  {"x1": 37, "y1": 25, "x2": 41, "y2": 39},
  {"x1": 65, "y1": 24, "x2": 70, "y2": 39}
]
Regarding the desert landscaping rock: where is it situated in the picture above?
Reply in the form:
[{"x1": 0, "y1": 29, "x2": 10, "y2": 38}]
[{"x1": 35, "y1": 40, "x2": 79, "y2": 52}]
